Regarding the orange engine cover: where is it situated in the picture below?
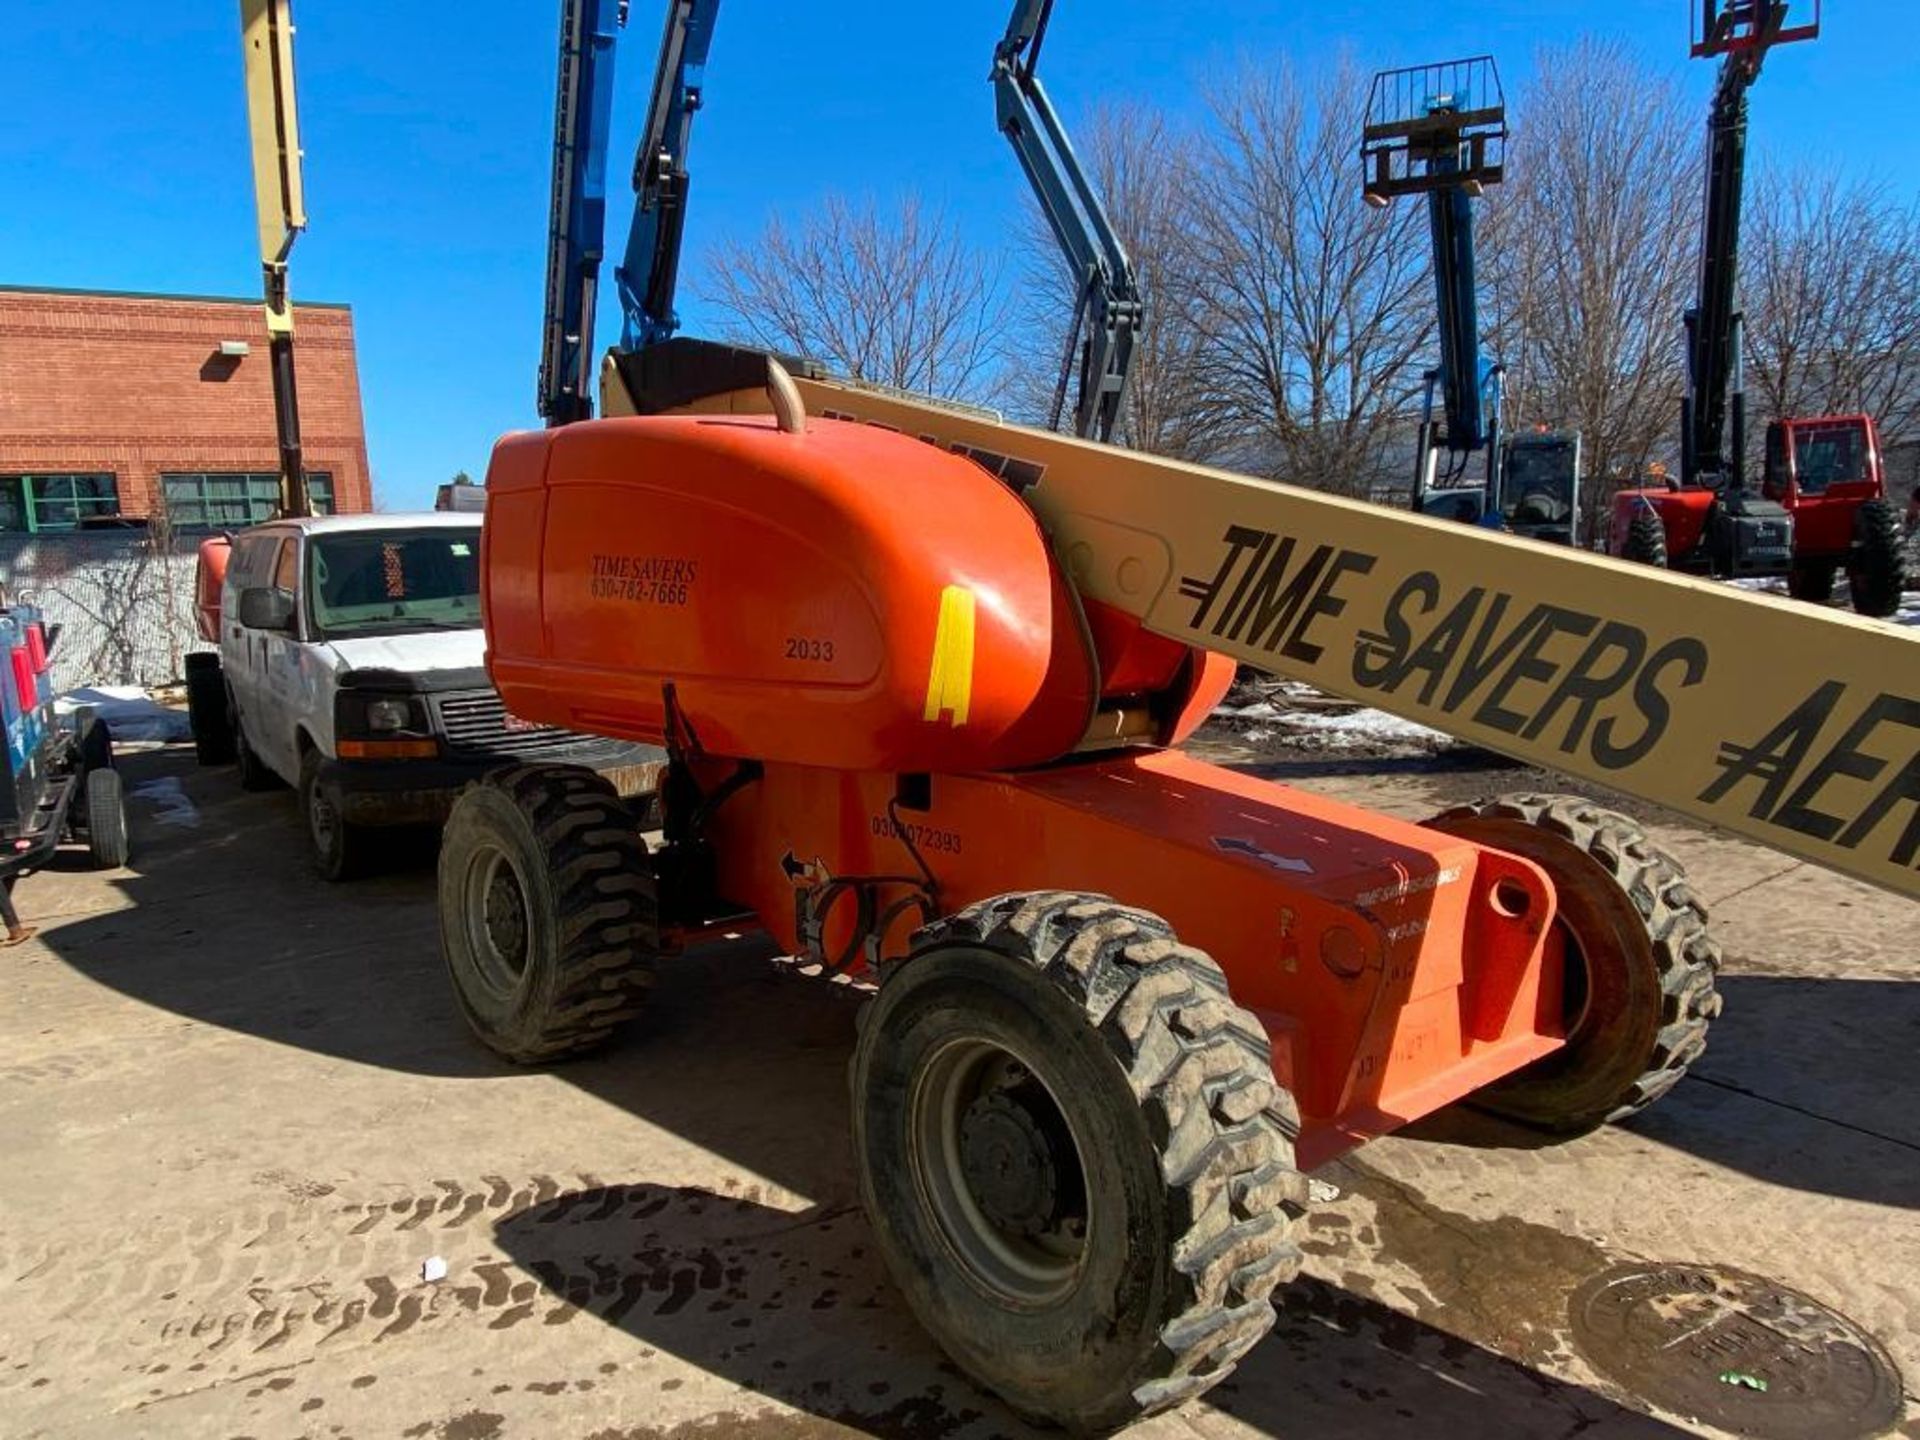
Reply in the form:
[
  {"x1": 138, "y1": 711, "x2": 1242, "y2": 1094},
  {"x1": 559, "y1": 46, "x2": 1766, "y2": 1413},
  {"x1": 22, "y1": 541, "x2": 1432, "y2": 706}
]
[
  {"x1": 194, "y1": 535, "x2": 231, "y2": 643},
  {"x1": 483, "y1": 414, "x2": 1099, "y2": 772}
]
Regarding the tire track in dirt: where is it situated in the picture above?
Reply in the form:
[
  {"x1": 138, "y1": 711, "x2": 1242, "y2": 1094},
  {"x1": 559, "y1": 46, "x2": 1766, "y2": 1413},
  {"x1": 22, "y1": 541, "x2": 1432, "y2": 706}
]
[{"x1": 0, "y1": 1175, "x2": 848, "y2": 1399}]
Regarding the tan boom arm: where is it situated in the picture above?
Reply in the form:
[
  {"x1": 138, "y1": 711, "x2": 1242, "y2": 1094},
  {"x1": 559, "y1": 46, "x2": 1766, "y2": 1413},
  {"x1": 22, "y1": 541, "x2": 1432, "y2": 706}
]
[{"x1": 607, "y1": 365, "x2": 1920, "y2": 901}]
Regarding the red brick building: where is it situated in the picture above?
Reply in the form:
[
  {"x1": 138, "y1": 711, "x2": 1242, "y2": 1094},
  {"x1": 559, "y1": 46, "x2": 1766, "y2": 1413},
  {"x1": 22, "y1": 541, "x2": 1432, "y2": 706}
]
[{"x1": 0, "y1": 284, "x2": 373, "y2": 532}]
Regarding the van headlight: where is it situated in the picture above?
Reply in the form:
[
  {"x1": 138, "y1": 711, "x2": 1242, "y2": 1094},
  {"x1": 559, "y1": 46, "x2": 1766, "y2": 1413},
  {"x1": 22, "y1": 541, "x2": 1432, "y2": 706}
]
[{"x1": 366, "y1": 698, "x2": 413, "y2": 733}]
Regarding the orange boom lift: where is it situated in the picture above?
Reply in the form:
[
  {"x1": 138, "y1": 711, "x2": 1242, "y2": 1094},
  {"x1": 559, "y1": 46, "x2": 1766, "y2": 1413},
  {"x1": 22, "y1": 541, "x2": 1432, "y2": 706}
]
[{"x1": 420, "y1": 0, "x2": 1917, "y2": 1430}]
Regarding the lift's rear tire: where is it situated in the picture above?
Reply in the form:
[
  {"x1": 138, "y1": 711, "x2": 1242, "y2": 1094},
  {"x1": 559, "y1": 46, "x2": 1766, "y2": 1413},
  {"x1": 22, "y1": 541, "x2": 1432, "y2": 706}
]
[
  {"x1": 1428, "y1": 795, "x2": 1720, "y2": 1133},
  {"x1": 851, "y1": 891, "x2": 1305, "y2": 1432},
  {"x1": 439, "y1": 764, "x2": 658, "y2": 1063},
  {"x1": 1621, "y1": 508, "x2": 1669, "y2": 567},
  {"x1": 83, "y1": 767, "x2": 130, "y2": 870},
  {"x1": 1786, "y1": 558, "x2": 1837, "y2": 603},
  {"x1": 1847, "y1": 498, "x2": 1906, "y2": 618},
  {"x1": 186, "y1": 653, "x2": 234, "y2": 765}
]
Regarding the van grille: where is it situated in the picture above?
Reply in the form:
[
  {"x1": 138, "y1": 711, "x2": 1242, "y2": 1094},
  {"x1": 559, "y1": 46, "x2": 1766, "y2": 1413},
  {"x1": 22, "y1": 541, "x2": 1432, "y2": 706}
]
[{"x1": 434, "y1": 690, "x2": 580, "y2": 756}]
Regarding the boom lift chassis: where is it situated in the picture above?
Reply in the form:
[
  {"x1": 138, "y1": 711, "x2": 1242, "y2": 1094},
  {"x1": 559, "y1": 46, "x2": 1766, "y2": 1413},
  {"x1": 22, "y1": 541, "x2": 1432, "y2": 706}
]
[{"x1": 432, "y1": 0, "x2": 1918, "y2": 1429}]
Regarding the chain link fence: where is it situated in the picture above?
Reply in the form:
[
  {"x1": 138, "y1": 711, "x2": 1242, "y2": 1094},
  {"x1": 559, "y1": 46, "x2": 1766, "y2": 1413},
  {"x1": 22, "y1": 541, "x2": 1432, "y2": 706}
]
[{"x1": 0, "y1": 533, "x2": 210, "y2": 693}]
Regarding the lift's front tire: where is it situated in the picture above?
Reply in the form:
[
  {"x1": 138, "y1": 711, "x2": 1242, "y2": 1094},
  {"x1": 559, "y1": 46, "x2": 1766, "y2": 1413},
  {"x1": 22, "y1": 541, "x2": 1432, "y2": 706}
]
[
  {"x1": 851, "y1": 892, "x2": 1305, "y2": 1432},
  {"x1": 1428, "y1": 794, "x2": 1721, "y2": 1132},
  {"x1": 1848, "y1": 498, "x2": 1906, "y2": 618},
  {"x1": 438, "y1": 765, "x2": 657, "y2": 1063},
  {"x1": 1621, "y1": 508, "x2": 1669, "y2": 567}
]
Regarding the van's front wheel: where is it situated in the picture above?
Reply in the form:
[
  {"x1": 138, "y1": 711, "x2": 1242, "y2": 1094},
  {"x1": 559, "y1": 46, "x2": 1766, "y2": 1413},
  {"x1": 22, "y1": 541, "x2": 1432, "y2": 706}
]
[{"x1": 300, "y1": 750, "x2": 369, "y2": 882}]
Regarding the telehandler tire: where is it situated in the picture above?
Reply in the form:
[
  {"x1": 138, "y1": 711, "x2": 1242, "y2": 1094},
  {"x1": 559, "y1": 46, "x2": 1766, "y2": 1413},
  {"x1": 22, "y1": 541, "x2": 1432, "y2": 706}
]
[
  {"x1": 439, "y1": 764, "x2": 657, "y2": 1063},
  {"x1": 1847, "y1": 498, "x2": 1905, "y2": 618},
  {"x1": 850, "y1": 891, "x2": 1305, "y2": 1433},
  {"x1": 1428, "y1": 794, "x2": 1721, "y2": 1133},
  {"x1": 1621, "y1": 508, "x2": 1668, "y2": 568},
  {"x1": 1786, "y1": 558, "x2": 1837, "y2": 603}
]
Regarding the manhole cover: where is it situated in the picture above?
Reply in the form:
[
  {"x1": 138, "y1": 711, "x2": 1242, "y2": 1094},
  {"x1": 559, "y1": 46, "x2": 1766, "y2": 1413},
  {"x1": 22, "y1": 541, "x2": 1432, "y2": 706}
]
[{"x1": 1570, "y1": 1263, "x2": 1903, "y2": 1440}]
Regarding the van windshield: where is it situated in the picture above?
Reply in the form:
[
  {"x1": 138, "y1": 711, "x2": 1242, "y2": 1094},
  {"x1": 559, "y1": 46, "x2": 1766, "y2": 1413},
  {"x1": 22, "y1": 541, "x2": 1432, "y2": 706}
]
[{"x1": 306, "y1": 528, "x2": 482, "y2": 639}]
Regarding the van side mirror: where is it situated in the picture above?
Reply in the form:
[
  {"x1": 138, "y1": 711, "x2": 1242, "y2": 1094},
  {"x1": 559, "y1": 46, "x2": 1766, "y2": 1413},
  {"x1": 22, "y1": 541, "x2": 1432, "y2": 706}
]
[{"x1": 237, "y1": 586, "x2": 296, "y2": 632}]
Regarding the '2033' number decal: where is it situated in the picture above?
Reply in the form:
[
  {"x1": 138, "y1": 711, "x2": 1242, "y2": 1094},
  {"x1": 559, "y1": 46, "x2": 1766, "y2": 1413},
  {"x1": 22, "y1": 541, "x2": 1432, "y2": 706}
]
[{"x1": 785, "y1": 636, "x2": 835, "y2": 662}]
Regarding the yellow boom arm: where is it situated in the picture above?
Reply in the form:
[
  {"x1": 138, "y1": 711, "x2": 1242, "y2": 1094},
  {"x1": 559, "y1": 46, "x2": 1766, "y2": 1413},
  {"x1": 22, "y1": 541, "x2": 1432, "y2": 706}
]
[
  {"x1": 612, "y1": 363, "x2": 1920, "y2": 900},
  {"x1": 238, "y1": 0, "x2": 313, "y2": 517},
  {"x1": 240, "y1": 0, "x2": 305, "y2": 328}
]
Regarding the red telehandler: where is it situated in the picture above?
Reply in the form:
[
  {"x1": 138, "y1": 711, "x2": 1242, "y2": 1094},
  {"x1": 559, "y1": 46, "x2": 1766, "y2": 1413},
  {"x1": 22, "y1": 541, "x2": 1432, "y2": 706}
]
[{"x1": 1608, "y1": 0, "x2": 1907, "y2": 616}]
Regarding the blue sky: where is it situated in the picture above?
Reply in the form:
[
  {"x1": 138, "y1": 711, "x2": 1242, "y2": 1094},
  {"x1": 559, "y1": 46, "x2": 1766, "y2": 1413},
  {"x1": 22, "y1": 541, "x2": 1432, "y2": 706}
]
[{"x1": 0, "y1": 1, "x2": 1903, "y2": 511}]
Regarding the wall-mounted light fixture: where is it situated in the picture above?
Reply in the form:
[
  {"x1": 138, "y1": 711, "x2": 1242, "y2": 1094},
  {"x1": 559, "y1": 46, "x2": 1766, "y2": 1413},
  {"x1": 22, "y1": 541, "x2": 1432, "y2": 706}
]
[{"x1": 218, "y1": 340, "x2": 252, "y2": 357}]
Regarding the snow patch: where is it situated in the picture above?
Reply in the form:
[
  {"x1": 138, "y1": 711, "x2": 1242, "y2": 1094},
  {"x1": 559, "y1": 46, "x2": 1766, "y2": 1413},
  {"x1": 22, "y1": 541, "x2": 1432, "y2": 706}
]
[
  {"x1": 1287, "y1": 710, "x2": 1450, "y2": 743},
  {"x1": 56, "y1": 686, "x2": 191, "y2": 744},
  {"x1": 130, "y1": 776, "x2": 199, "y2": 829}
]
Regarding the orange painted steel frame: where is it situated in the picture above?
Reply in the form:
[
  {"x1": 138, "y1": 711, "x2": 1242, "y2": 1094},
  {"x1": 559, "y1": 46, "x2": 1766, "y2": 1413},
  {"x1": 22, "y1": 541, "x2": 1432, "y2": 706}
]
[
  {"x1": 482, "y1": 413, "x2": 1568, "y2": 1167},
  {"x1": 194, "y1": 536, "x2": 232, "y2": 643}
]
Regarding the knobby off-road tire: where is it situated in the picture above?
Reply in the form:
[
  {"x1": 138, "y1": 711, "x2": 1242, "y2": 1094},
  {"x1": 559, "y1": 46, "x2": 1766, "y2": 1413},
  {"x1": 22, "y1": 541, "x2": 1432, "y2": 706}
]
[
  {"x1": 185, "y1": 653, "x2": 234, "y2": 765},
  {"x1": 1786, "y1": 558, "x2": 1838, "y2": 603},
  {"x1": 851, "y1": 891, "x2": 1306, "y2": 1433},
  {"x1": 1621, "y1": 508, "x2": 1669, "y2": 567},
  {"x1": 299, "y1": 749, "x2": 370, "y2": 883},
  {"x1": 1428, "y1": 794, "x2": 1721, "y2": 1132},
  {"x1": 438, "y1": 764, "x2": 657, "y2": 1063},
  {"x1": 83, "y1": 767, "x2": 130, "y2": 869},
  {"x1": 1848, "y1": 498, "x2": 1906, "y2": 618}
]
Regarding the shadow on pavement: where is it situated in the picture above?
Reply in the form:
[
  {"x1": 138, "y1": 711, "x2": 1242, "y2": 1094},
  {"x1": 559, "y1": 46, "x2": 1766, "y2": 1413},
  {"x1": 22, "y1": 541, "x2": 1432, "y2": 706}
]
[
  {"x1": 1628, "y1": 973, "x2": 1920, "y2": 1212},
  {"x1": 1397, "y1": 975, "x2": 1920, "y2": 1212},
  {"x1": 1215, "y1": 747, "x2": 1521, "y2": 782},
  {"x1": 489, "y1": 1177, "x2": 1691, "y2": 1438},
  {"x1": 15, "y1": 746, "x2": 1843, "y2": 1435}
]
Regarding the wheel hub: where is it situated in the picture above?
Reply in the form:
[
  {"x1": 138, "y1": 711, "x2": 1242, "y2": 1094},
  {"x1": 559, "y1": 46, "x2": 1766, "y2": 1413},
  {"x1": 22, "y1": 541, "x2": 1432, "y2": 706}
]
[
  {"x1": 309, "y1": 790, "x2": 337, "y2": 850},
  {"x1": 483, "y1": 865, "x2": 529, "y2": 972},
  {"x1": 959, "y1": 1091, "x2": 1058, "y2": 1236}
]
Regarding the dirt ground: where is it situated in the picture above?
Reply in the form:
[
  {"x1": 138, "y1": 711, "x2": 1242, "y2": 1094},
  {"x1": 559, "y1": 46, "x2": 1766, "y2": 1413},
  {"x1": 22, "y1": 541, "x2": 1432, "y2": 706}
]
[{"x1": 0, "y1": 732, "x2": 1914, "y2": 1440}]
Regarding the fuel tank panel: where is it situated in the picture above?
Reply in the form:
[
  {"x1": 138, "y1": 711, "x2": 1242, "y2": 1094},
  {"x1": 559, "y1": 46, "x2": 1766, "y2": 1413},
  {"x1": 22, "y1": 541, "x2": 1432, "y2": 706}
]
[{"x1": 483, "y1": 415, "x2": 1098, "y2": 772}]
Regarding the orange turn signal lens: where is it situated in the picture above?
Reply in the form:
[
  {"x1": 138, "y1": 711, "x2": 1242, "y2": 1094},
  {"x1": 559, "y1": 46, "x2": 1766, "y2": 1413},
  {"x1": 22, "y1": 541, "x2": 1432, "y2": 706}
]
[{"x1": 336, "y1": 739, "x2": 438, "y2": 759}]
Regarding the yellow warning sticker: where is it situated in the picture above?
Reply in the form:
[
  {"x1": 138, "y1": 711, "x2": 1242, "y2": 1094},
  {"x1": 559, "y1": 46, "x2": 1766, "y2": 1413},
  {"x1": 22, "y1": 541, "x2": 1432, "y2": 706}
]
[{"x1": 923, "y1": 585, "x2": 976, "y2": 726}]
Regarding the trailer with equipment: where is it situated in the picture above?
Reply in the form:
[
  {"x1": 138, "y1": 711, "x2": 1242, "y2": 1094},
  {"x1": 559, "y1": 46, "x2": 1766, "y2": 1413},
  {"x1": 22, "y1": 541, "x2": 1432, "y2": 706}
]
[{"x1": 0, "y1": 597, "x2": 128, "y2": 945}]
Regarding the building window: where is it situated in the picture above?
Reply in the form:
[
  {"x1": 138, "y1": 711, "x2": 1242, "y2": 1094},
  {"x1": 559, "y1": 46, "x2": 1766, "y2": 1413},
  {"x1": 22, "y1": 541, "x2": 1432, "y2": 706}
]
[
  {"x1": 161, "y1": 472, "x2": 335, "y2": 529},
  {"x1": 0, "y1": 474, "x2": 122, "y2": 532}
]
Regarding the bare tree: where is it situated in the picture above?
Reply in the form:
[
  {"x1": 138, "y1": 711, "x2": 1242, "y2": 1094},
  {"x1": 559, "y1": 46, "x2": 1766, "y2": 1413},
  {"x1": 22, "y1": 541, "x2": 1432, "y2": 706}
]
[
  {"x1": 1009, "y1": 102, "x2": 1226, "y2": 460},
  {"x1": 1186, "y1": 59, "x2": 1433, "y2": 497},
  {"x1": 700, "y1": 194, "x2": 1013, "y2": 405},
  {"x1": 1481, "y1": 39, "x2": 1699, "y2": 536},
  {"x1": 1745, "y1": 171, "x2": 1920, "y2": 447}
]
